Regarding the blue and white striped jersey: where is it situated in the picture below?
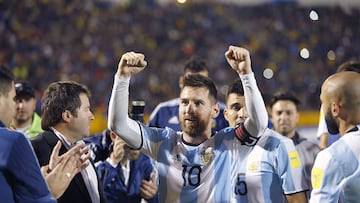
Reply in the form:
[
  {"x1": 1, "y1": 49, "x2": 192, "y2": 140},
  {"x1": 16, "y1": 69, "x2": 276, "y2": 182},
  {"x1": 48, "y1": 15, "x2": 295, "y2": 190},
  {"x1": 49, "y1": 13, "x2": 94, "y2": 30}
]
[
  {"x1": 139, "y1": 124, "x2": 257, "y2": 202},
  {"x1": 310, "y1": 128, "x2": 360, "y2": 203},
  {"x1": 235, "y1": 128, "x2": 308, "y2": 203},
  {"x1": 108, "y1": 72, "x2": 269, "y2": 202}
]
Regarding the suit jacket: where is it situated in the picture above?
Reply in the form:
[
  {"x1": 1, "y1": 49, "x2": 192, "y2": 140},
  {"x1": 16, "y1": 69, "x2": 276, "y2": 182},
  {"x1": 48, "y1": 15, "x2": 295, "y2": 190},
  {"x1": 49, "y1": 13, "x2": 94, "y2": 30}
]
[{"x1": 31, "y1": 130, "x2": 106, "y2": 203}]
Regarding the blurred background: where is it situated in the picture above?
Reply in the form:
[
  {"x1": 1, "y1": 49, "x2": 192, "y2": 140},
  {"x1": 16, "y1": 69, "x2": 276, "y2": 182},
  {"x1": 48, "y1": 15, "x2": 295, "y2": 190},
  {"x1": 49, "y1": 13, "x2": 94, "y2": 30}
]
[{"x1": 1, "y1": 0, "x2": 359, "y2": 134}]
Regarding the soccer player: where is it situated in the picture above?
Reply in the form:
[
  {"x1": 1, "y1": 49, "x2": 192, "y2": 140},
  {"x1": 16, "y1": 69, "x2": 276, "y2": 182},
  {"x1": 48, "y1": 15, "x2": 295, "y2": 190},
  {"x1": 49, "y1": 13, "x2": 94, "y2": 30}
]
[
  {"x1": 108, "y1": 46, "x2": 268, "y2": 202},
  {"x1": 310, "y1": 71, "x2": 360, "y2": 202},
  {"x1": 316, "y1": 61, "x2": 360, "y2": 149},
  {"x1": 224, "y1": 80, "x2": 308, "y2": 203},
  {"x1": 148, "y1": 55, "x2": 228, "y2": 132}
]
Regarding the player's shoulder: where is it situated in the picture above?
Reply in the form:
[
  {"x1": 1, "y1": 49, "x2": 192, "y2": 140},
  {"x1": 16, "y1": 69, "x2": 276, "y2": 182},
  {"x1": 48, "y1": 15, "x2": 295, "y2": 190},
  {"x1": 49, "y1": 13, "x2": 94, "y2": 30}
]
[
  {"x1": 314, "y1": 146, "x2": 335, "y2": 168},
  {"x1": 149, "y1": 98, "x2": 179, "y2": 118},
  {"x1": 258, "y1": 128, "x2": 294, "y2": 148},
  {"x1": 317, "y1": 138, "x2": 349, "y2": 164},
  {"x1": 326, "y1": 131, "x2": 360, "y2": 157},
  {"x1": 155, "y1": 98, "x2": 179, "y2": 109},
  {"x1": 262, "y1": 128, "x2": 289, "y2": 142},
  {"x1": 343, "y1": 128, "x2": 360, "y2": 141}
]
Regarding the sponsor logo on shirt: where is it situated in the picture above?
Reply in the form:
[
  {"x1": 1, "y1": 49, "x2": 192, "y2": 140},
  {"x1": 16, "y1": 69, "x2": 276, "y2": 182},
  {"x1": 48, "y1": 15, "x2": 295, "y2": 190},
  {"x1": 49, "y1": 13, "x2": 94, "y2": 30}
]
[{"x1": 289, "y1": 151, "x2": 301, "y2": 168}]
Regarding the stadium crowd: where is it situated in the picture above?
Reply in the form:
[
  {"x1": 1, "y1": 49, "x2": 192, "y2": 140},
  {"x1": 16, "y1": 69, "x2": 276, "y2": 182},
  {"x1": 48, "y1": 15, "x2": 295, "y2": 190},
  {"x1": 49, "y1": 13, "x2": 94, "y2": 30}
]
[
  {"x1": 1, "y1": 0, "x2": 360, "y2": 115},
  {"x1": 2, "y1": 1, "x2": 360, "y2": 202}
]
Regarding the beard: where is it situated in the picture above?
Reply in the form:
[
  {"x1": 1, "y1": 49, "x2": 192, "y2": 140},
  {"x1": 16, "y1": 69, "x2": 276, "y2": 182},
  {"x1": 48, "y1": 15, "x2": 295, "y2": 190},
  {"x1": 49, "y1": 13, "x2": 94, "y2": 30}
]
[
  {"x1": 324, "y1": 108, "x2": 340, "y2": 135},
  {"x1": 181, "y1": 117, "x2": 208, "y2": 138},
  {"x1": 16, "y1": 112, "x2": 30, "y2": 124},
  {"x1": 277, "y1": 127, "x2": 289, "y2": 137}
]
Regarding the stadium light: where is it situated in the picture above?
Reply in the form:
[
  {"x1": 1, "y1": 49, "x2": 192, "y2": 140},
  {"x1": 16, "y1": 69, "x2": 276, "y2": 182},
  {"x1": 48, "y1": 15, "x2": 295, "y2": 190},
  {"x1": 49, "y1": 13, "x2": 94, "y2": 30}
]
[
  {"x1": 309, "y1": 10, "x2": 319, "y2": 21},
  {"x1": 300, "y1": 48, "x2": 310, "y2": 59}
]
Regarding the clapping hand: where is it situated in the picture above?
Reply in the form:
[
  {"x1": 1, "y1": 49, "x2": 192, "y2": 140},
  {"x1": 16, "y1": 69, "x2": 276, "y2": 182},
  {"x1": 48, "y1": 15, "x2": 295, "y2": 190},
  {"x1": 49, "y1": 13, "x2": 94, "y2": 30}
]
[{"x1": 41, "y1": 141, "x2": 90, "y2": 198}]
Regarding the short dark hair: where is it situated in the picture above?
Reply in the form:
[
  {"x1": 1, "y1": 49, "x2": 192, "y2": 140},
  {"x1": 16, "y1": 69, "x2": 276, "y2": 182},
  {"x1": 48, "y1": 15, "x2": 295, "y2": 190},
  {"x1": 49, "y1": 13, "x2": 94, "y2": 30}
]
[
  {"x1": 336, "y1": 61, "x2": 360, "y2": 73},
  {"x1": 182, "y1": 74, "x2": 217, "y2": 103},
  {"x1": 0, "y1": 65, "x2": 14, "y2": 96},
  {"x1": 183, "y1": 55, "x2": 208, "y2": 74},
  {"x1": 270, "y1": 90, "x2": 301, "y2": 108},
  {"x1": 226, "y1": 79, "x2": 244, "y2": 101},
  {"x1": 41, "y1": 81, "x2": 91, "y2": 130}
]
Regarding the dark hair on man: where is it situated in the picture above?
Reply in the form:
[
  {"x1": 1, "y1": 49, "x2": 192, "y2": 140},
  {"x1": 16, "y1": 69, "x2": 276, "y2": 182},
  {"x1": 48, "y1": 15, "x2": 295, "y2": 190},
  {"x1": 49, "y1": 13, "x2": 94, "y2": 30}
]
[
  {"x1": 182, "y1": 74, "x2": 217, "y2": 103},
  {"x1": 270, "y1": 90, "x2": 301, "y2": 108},
  {"x1": 41, "y1": 81, "x2": 91, "y2": 130},
  {"x1": 336, "y1": 61, "x2": 360, "y2": 73},
  {"x1": 0, "y1": 65, "x2": 15, "y2": 96},
  {"x1": 183, "y1": 55, "x2": 208, "y2": 74},
  {"x1": 226, "y1": 79, "x2": 244, "y2": 101}
]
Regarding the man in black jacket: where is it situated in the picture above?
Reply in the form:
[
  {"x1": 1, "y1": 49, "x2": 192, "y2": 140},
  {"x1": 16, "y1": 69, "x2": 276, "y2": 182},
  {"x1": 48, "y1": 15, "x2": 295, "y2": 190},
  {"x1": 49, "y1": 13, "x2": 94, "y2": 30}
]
[{"x1": 31, "y1": 80, "x2": 106, "y2": 203}]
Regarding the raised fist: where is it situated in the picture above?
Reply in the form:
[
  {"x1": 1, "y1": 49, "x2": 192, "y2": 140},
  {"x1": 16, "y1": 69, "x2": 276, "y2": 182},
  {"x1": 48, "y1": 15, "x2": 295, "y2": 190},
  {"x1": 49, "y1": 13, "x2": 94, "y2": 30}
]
[
  {"x1": 225, "y1": 46, "x2": 252, "y2": 75},
  {"x1": 117, "y1": 51, "x2": 147, "y2": 77}
]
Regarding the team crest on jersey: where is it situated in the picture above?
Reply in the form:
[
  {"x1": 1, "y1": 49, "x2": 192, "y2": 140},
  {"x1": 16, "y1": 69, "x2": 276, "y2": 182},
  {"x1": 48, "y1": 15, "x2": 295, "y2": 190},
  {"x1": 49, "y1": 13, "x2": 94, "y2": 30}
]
[{"x1": 200, "y1": 147, "x2": 214, "y2": 165}]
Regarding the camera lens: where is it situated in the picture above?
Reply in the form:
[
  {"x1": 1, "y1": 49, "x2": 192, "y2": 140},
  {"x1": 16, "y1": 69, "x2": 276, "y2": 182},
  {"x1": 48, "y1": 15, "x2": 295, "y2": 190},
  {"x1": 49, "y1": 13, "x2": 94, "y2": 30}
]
[{"x1": 131, "y1": 100, "x2": 145, "y2": 122}]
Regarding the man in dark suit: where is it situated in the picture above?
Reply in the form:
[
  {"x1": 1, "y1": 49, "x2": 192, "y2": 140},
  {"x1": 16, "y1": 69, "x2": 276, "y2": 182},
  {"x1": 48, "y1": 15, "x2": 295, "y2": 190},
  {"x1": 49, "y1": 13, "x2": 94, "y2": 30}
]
[{"x1": 31, "y1": 81, "x2": 106, "y2": 203}]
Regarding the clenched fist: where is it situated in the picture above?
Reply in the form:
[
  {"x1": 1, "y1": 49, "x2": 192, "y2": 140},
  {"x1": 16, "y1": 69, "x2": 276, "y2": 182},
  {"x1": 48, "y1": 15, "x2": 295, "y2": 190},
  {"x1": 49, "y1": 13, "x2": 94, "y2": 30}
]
[
  {"x1": 117, "y1": 51, "x2": 147, "y2": 77},
  {"x1": 225, "y1": 46, "x2": 252, "y2": 75}
]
